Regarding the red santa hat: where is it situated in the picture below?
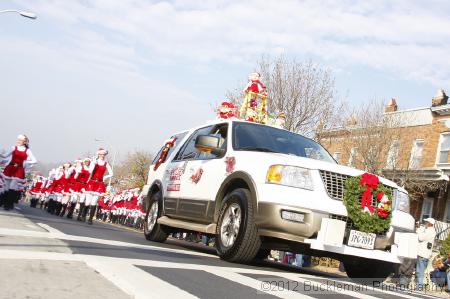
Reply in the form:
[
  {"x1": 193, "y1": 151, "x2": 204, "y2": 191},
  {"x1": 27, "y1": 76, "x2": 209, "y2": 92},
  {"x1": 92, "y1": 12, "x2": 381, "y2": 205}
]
[{"x1": 97, "y1": 148, "x2": 108, "y2": 156}]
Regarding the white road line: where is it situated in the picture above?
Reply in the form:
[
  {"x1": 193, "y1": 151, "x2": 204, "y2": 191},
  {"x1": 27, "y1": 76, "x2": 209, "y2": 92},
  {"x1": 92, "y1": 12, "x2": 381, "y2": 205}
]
[
  {"x1": 0, "y1": 249, "x2": 437, "y2": 299},
  {"x1": 0, "y1": 227, "x2": 217, "y2": 260},
  {"x1": 36, "y1": 223, "x2": 65, "y2": 235},
  {"x1": 297, "y1": 273, "x2": 435, "y2": 299},
  {"x1": 85, "y1": 259, "x2": 199, "y2": 299},
  {"x1": 258, "y1": 272, "x2": 380, "y2": 299},
  {"x1": 206, "y1": 268, "x2": 311, "y2": 299},
  {"x1": 0, "y1": 249, "x2": 198, "y2": 299},
  {"x1": 0, "y1": 228, "x2": 58, "y2": 239},
  {"x1": 14, "y1": 207, "x2": 22, "y2": 210}
]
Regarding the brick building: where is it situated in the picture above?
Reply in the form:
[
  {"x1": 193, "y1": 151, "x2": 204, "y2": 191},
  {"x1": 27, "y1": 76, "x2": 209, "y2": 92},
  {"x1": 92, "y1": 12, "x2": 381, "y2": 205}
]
[{"x1": 320, "y1": 89, "x2": 450, "y2": 223}]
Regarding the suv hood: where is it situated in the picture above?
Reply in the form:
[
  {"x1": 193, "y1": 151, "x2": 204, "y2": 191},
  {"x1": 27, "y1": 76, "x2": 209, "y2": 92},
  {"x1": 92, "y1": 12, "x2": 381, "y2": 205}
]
[{"x1": 236, "y1": 151, "x2": 401, "y2": 190}]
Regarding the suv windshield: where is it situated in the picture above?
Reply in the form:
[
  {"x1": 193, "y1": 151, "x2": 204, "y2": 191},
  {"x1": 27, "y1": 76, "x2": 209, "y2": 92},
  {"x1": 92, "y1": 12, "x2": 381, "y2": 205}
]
[{"x1": 232, "y1": 122, "x2": 335, "y2": 163}]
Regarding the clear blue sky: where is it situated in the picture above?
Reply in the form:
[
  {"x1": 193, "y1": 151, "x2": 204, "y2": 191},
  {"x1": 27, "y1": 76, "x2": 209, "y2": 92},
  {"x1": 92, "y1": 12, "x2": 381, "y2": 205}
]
[{"x1": 1, "y1": 0, "x2": 449, "y2": 163}]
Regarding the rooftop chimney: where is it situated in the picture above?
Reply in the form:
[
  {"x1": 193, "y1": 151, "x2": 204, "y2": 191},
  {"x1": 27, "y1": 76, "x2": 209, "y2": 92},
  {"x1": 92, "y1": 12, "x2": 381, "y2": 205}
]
[
  {"x1": 432, "y1": 89, "x2": 448, "y2": 106},
  {"x1": 384, "y1": 98, "x2": 398, "y2": 113}
]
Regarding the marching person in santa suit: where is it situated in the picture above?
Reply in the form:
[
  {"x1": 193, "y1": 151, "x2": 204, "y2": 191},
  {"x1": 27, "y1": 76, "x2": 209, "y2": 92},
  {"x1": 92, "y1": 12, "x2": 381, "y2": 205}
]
[
  {"x1": 65, "y1": 160, "x2": 81, "y2": 219},
  {"x1": 97, "y1": 198, "x2": 107, "y2": 222},
  {"x1": 111, "y1": 191, "x2": 122, "y2": 224},
  {"x1": 129, "y1": 188, "x2": 140, "y2": 227},
  {"x1": 75, "y1": 158, "x2": 92, "y2": 221},
  {"x1": 38, "y1": 176, "x2": 49, "y2": 209},
  {"x1": 55, "y1": 163, "x2": 71, "y2": 216},
  {"x1": 137, "y1": 193, "x2": 146, "y2": 230},
  {"x1": 48, "y1": 165, "x2": 66, "y2": 215},
  {"x1": 43, "y1": 168, "x2": 57, "y2": 212},
  {"x1": 101, "y1": 193, "x2": 113, "y2": 222},
  {"x1": 59, "y1": 162, "x2": 76, "y2": 217},
  {"x1": 121, "y1": 189, "x2": 131, "y2": 225},
  {"x1": 29, "y1": 175, "x2": 44, "y2": 208},
  {"x1": 0, "y1": 135, "x2": 37, "y2": 210},
  {"x1": 83, "y1": 148, "x2": 113, "y2": 224}
]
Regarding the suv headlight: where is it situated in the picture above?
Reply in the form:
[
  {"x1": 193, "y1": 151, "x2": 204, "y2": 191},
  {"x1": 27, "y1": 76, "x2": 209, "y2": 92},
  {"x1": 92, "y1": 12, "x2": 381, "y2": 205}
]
[
  {"x1": 266, "y1": 165, "x2": 314, "y2": 190},
  {"x1": 395, "y1": 190, "x2": 410, "y2": 213}
]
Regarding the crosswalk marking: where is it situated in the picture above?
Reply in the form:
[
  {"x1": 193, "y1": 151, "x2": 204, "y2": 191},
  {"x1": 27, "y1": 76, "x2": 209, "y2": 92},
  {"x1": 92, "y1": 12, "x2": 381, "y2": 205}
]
[
  {"x1": 86, "y1": 259, "x2": 199, "y2": 299},
  {"x1": 0, "y1": 226, "x2": 217, "y2": 259},
  {"x1": 37, "y1": 222, "x2": 65, "y2": 235},
  {"x1": 288, "y1": 273, "x2": 439, "y2": 299},
  {"x1": 0, "y1": 248, "x2": 432, "y2": 299},
  {"x1": 206, "y1": 268, "x2": 312, "y2": 299},
  {"x1": 0, "y1": 220, "x2": 436, "y2": 299},
  {"x1": 298, "y1": 274, "x2": 442, "y2": 299}
]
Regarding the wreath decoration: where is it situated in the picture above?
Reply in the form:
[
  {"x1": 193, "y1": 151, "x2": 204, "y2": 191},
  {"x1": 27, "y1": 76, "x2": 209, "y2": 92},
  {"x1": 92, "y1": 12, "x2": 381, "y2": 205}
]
[{"x1": 343, "y1": 173, "x2": 392, "y2": 234}]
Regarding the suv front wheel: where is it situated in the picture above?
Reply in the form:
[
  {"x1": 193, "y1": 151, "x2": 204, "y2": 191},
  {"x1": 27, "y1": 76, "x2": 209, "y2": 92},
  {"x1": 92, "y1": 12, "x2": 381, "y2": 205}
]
[
  {"x1": 215, "y1": 188, "x2": 261, "y2": 263},
  {"x1": 144, "y1": 192, "x2": 168, "y2": 242}
]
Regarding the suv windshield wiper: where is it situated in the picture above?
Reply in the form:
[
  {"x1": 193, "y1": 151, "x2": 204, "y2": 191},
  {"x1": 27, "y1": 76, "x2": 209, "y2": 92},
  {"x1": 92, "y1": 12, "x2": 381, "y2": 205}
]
[{"x1": 239, "y1": 146, "x2": 278, "y2": 153}]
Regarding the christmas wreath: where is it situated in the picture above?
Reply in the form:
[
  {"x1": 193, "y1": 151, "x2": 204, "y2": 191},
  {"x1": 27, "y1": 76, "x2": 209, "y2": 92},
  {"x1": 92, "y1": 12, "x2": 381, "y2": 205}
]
[{"x1": 343, "y1": 173, "x2": 392, "y2": 234}]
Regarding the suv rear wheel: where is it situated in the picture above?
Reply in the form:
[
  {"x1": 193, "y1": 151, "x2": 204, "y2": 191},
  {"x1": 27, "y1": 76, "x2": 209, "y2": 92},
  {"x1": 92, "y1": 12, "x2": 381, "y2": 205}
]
[
  {"x1": 144, "y1": 192, "x2": 168, "y2": 242},
  {"x1": 215, "y1": 188, "x2": 261, "y2": 263}
]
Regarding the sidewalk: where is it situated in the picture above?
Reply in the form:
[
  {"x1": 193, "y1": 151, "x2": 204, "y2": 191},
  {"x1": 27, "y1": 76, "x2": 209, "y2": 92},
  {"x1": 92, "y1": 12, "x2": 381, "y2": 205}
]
[{"x1": 0, "y1": 208, "x2": 131, "y2": 299}]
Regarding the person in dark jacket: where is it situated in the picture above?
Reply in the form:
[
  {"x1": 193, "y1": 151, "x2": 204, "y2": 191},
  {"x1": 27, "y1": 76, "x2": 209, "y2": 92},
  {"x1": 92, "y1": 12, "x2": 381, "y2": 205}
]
[{"x1": 430, "y1": 253, "x2": 450, "y2": 288}]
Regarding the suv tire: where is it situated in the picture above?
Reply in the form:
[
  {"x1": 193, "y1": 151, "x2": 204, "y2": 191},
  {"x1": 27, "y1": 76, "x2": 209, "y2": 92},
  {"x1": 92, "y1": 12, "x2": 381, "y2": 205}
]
[
  {"x1": 144, "y1": 192, "x2": 168, "y2": 242},
  {"x1": 215, "y1": 188, "x2": 261, "y2": 263}
]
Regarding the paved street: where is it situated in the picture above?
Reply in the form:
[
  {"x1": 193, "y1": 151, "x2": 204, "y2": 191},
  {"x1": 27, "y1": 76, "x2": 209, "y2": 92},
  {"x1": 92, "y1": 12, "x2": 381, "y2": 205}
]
[{"x1": 0, "y1": 204, "x2": 443, "y2": 299}]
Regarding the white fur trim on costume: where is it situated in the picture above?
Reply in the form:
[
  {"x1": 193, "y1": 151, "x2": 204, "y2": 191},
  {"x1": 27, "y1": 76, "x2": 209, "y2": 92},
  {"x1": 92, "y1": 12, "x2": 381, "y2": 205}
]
[
  {"x1": 97, "y1": 148, "x2": 108, "y2": 156},
  {"x1": 61, "y1": 195, "x2": 71, "y2": 204},
  {"x1": 1, "y1": 174, "x2": 26, "y2": 191}
]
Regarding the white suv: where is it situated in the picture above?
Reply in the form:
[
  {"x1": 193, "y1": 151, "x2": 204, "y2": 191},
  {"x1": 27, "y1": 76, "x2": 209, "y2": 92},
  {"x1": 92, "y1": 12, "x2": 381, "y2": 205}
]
[{"x1": 142, "y1": 119, "x2": 416, "y2": 281}]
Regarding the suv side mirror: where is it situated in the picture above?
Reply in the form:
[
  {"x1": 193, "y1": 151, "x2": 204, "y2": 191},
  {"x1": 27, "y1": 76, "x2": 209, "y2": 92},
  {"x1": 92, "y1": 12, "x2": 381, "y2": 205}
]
[{"x1": 195, "y1": 135, "x2": 225, "y2": 157}]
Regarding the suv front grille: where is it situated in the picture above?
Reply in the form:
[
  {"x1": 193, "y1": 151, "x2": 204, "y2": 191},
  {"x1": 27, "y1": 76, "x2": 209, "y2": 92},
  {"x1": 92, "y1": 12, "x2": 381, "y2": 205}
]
[
  {"x1": 319, "y1": 170, "x2": 394, "y2": 209},
  {"x1": 319, "y1": 170, "x2": 348, "y2": 201}
]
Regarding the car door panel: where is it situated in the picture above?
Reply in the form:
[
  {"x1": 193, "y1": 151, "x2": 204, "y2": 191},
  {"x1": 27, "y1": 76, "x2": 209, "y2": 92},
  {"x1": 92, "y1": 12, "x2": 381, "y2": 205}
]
[{"x1": 163, "y1": 124, "x2": 228, "y2": 222}]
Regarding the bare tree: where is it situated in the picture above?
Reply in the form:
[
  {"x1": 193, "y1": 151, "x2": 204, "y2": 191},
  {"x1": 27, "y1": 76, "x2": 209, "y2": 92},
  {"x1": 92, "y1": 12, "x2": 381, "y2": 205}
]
[
  {"x1": 338, "y1": 100, "x2": 399, "y2": 174},
  {"x1": 258, "y1": 56, "x2": 337, "y2": 136},
  {"x1": 112, "y1": 150, "x2": 153, "y2": 189},
  {"x1": 224, "y1": 56, "x2": 340, "y2": 136}
]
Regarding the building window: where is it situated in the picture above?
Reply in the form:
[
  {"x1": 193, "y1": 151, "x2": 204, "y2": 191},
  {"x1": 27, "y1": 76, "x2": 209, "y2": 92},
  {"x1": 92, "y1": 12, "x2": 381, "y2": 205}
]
[
  {"x1": 333, "y1": 152, "x2": 341, "y2": 164},
  {"x1": 420, "y1": 198, "x2": 433, "y2": 221},
  {"x1": 386, "y1": 140, "x2": 400, "y2": 169},
  {"x1": 438, "y1": 134, "x2": 450, "y2": 164},
  {"x1": 409, "y1": 139, "x2": 424, "y2": 169},
  {"x1": 348, "y1": 147, "x2": 357, "y2": 167}
]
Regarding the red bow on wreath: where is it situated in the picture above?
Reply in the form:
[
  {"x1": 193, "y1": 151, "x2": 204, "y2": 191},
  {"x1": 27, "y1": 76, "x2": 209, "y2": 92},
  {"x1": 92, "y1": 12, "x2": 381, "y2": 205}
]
[{"x1": 359, "y1": 173, "x2": 379, "y2": 214}]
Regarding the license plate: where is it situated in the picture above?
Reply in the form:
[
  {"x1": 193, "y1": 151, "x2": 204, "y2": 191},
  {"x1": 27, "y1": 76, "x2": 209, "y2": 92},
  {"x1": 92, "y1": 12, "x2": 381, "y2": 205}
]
[{"x1": 348, "y1": 230, "x2": 376, "y2": 249}]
